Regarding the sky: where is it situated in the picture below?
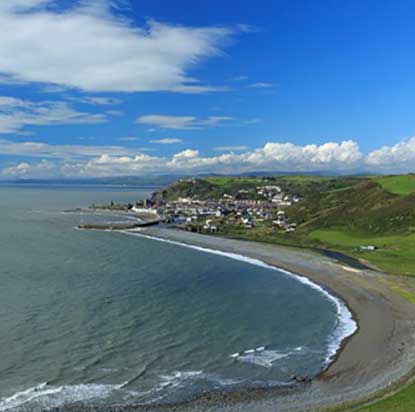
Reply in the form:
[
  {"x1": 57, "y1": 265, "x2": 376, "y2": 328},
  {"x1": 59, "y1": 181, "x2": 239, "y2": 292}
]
[{"x1": 1, "y1": 0, "x2": 415, "y2": 178}]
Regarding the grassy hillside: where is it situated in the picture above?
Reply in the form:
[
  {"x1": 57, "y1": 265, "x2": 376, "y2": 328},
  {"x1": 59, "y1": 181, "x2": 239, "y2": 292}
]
[
  {"x1": 308, "y1": 229, "x2": 415, "y2": 275},
  {"x1": 154, "y1": 175, "x2": 362, "y2": 201},
  {"x1": 155, "y1": 174, "x2": 415, "y2": 276},
  {"x1": 374, "y1": 174, "x2": 415, "y2": 195}
]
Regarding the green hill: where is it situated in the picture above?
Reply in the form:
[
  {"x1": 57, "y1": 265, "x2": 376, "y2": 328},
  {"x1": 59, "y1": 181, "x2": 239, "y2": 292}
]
[
  {"x1": 155, "y1": 174, "x2": 415, "y2": 276},
  {"x1": 153, "y1": 175, "x2": 362, "y2": 201},
  {"x1": 373, "y1": 174, "x2": 415, "y2": 195}
]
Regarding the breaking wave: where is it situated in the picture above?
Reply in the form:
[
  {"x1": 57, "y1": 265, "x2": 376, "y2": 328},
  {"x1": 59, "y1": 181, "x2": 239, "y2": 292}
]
[{"x1": 0, "y1": 382, "x2": 123, "y2": 412}]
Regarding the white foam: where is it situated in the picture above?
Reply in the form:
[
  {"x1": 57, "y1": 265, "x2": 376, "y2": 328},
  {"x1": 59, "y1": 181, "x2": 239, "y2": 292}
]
[
  {"x1": 235, "y1": 349, "x2": 291, "y2": 368},
  {"x1": 0, "y1": 383, "x2": 121, "y2": 412},
  {"x1": 158, "y1": 371, "x2": 204, "y2": 391},
  {"x1": 125, "y1": 231, "x2": 358, "y2": 367},
  {"x1": 231, "y1": 346, "x2": 309, "y2": 368},
  {"x1": 138, "y1": 371, "x2": 206, "y2": 404}
]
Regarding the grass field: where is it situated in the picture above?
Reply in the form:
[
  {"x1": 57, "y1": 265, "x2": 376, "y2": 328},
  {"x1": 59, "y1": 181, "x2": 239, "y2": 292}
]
[
  {"x1": 203, "y1": 175, "x2": 333, "y2": 185},
  {"x1": 374, "y1": 174, "x2": 415, "y2": 195},
  {"x1": 308, "y1": 229, "x2": 415, "y2": 276},
  {"x1": 202, "y1": 176, "x2": 261, "y2": 186},
  {"x1": 356, "y1": 382, "x2": 415, "y2": 411},
  {"x1": 278, "y1": 175, "x2": 333, "y2": 183}
]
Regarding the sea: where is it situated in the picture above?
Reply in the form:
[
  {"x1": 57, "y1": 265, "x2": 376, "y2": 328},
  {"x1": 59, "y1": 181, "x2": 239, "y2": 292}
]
[{"x1": 0, "y1": 185, "x2": 356, "y2": 411}]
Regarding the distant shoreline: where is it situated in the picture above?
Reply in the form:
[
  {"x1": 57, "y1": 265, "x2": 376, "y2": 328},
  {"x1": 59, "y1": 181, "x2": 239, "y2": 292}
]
[{"x1": 117, "y1": 227, "x2": 415, "y2": 412}]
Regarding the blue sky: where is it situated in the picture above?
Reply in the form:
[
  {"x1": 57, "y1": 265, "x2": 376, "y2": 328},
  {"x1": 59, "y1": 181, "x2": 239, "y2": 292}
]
[{"x1": 0, "y1": 0, "x2": 415, "y2": 177}]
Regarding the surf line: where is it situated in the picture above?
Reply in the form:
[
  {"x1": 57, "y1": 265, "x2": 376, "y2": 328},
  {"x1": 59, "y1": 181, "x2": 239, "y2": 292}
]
[{"x1": 123, "y1": 230, "x2": 358, "y2": 367}]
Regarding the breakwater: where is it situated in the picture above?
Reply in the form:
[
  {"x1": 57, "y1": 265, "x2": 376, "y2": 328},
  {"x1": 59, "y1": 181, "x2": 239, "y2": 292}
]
[{"x1": 78, "y1": 219, "x2": 160, "y2": 230}]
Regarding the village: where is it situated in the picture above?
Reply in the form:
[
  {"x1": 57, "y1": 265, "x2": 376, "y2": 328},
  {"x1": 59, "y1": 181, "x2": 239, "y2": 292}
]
[
  {"x1": 132, "y1": 184, "x2": 301, "y2": 234},
  {"x1": 85, "y1": 178, "x2": 379, "y2": 252}
]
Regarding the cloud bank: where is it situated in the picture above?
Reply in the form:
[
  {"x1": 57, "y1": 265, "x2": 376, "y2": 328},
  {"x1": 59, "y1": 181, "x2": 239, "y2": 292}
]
[
  {"x1": 0, "y1": 96, "x2": 107, "y2": 133},
  {"x1": 0, "y1": 0, "x2": 236, "y2": 93},
  {"x1": 2, "y1": 137, "x2": 415, "y2": 178}
]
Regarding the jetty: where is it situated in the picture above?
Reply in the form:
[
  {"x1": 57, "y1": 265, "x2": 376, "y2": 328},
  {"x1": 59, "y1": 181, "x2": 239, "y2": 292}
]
[{"x1": 78, "y1": 219, "x2": 160, "y2": 231}]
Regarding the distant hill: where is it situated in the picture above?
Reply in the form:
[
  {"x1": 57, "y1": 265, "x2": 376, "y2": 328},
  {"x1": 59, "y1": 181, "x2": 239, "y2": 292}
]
[
  {"x1": 2, "y1": 169, "x2": 375, "y2": 186},
  {"x1": 4, "y1": 175, "x2": 182, "y2": 187}
]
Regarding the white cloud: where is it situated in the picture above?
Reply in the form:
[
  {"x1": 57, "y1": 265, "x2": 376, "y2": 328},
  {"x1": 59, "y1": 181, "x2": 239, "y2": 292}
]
[
  {"x1": 201, "y1": 117, "x2": 235, "y2": 126},
  {"x1": 172, "y1": 149, "x2": 199, "y2": 160},
  {"x1": 248, "y1": 82, "x2": 276, "y2": 89},
  {"x1": 136, "y1": 114, "x2": 234, "y2": 130},
  {"x1": 0, "y1": 139, "x2": 134, "y2": 158},
  {"x1": 2, "y1": 159, "x2": 55, "y2": 177},
  {"x1": 243, "y1": 140, "x2": 363, "y2": 170},
  {"x1": 214, "y1": 145, "x2": 249, "y2": 152},
  {"x1": 0, "y1": 1, "x2": 237, "y2": 93},
  {"x1": 366, "y1": 137, "x2": 415, "y2": 172},
  {"x1": 0, "y1": 96, "x2": 106, "y2": 133},
  {"x1": 150, "y1": 138, "x2": 183, "y2": 144},
  {"x1": 41, "y1": 84, "x2": 69, "y2": 93},
  {"x1": 2, "y1": 137, "x2": 415, "y2": 178},
  {"x1": 106, "y1": 110, "x2": 124, "y2": 116},
  {"x1": 79, "y1": 153, "x2": 160, "y2": 177},
  {"x1": 137, "y1": 115, "x2": 196, "y2": 130}
]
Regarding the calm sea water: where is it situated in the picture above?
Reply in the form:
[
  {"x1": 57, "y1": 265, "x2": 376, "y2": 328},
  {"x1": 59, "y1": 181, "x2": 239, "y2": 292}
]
[{"x1": 0, "y1": 185, "x2": 351, "y2": 411}]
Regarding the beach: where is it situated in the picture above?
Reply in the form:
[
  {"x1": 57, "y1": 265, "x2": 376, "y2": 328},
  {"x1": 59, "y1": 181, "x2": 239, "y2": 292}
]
[{"x1": 129, "y1": 227, "x2": 415, "y2": 412}]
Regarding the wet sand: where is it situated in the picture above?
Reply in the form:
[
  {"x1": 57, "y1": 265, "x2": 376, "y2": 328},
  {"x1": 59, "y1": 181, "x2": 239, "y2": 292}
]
[{"x1": 130, "y1": 227, "x2": 415, "y2": 412}]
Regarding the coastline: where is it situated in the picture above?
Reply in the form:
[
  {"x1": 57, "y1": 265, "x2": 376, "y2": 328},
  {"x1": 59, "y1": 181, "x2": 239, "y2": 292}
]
[
  {"x1": 125, "y1": 230, "x2": 358, "y2": 370},
  {"x1": 122, "y1": 227, "x2": 415, "y2": 412}
]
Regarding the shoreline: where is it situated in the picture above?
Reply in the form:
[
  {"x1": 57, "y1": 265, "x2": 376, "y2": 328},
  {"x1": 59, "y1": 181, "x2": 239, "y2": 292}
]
[
  {"x1": 125, "y1": 230, "x2": 358, "y2": 372},
  {"x1": 122, "y1": 227, "x2": 415, "y2": 412}
]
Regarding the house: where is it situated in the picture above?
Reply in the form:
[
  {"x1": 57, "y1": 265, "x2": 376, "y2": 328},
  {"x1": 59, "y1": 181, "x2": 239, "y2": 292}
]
[
  {"x1": 132, "y1": 206, "x2": 158, "y2": 215},
  {"x1": 360, "y1": 245, "x2": 377, "y2": 251}
]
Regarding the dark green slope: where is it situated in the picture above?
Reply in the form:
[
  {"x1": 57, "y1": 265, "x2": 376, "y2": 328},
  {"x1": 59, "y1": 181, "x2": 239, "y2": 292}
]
[{"x1": 289, "y1": 180, "x2": 415, "y2": 236}]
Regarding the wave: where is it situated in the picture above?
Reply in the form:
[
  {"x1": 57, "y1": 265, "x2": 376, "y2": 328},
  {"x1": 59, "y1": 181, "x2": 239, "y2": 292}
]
[
  {"x1": 230, "y1": 346, "x2": 305, "y2": 368},
  {"x1": 233, "y1": 349, "x2": 290, "y2": 368},
  {"x1": 155, "y1": 371, "x2": 204, "y2": 397},
  {"x1": 0, "y1": 372, "x2": 236, "y2": 411},
  {"x1": 0, "y1": 382, "x2": 123, "y2": 412},
  {"x1": 0, "y1": 371, "x2": 292, "y2": 412},
  {"x1": 124, "y1": 231, "x2": 358, "y2": 367}
]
